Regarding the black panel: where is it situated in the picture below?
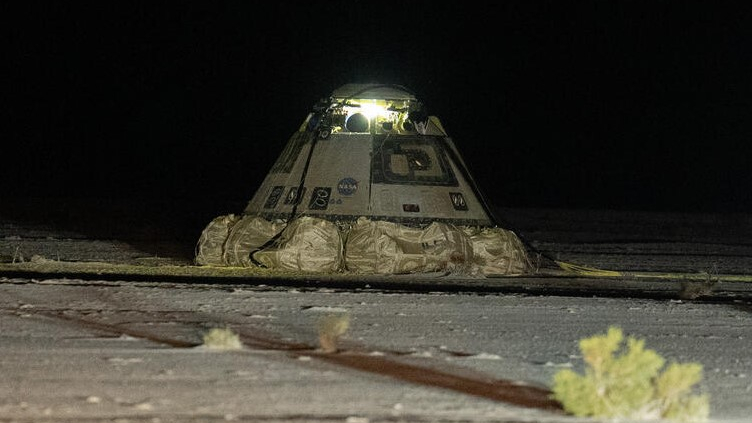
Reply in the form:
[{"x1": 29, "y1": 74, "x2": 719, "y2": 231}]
[
  {"x1": 270, "y1": 132, "x2": 309, "y2": 174},
  {"x1": 263, "y1": 186, "x2": 285, "y2": 209},
  {"x1": 449, "y1": 192, "x2": 469, "y2": 211},
  {"x1": 284, "y1": 186, "x2": 306, "y2": 205},
  {"x1": 308, "y1": 187, "x2": 332, "y2": 210},
  {"x1": 372, "y1": 135, "x2": 458, "y2": 186},
  {"x1": 403, "y1": 204, "x2": 420, "y2": 213}
]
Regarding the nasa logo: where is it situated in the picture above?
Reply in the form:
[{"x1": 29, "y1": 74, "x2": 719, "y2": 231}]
[{"x1": 337, "y1": 177, "x2": 358, "y2": 196}]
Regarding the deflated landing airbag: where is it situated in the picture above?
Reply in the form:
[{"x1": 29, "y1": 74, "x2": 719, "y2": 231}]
[{"x1": 196, "y1": 214, "x2": 531, "y2": 275}]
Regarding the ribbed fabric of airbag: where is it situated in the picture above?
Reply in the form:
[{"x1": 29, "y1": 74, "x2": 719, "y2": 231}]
[
  {"x1": 252, "y1": 216, "x2": 343, "y2": 273},
  {"x1": 463, "y1": 227, "x2": 532, "y2": 275},
  {"x1": 222, "y1": 215, "x2": 286, "y2": 267},
  {"x1": 194, "y1": 214, "x2": 239, "y2": 266},
  {"x1": 345, "y1": 217, "x2": 473, "y2": 274}
]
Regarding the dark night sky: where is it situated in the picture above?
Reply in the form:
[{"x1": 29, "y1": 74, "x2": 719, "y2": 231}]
[{"x1": 4, "y1": 1, "x2": 752, "y2": 213}]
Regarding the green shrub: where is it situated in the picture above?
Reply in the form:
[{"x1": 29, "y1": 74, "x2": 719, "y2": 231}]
[{"x1": 552, "y1": 327, "x2": 709, "y2": 422}]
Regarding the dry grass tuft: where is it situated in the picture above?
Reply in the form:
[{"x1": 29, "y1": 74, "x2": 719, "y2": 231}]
[
  {"x1": 317, "y1": 313, "x2": 350, "y2": 353},
  {"x1": 201, "y1": 327, "x2": 243, "y2": 350},
  {"x1": 678, "y1": 275, "x2": 717, "y2": 300}
]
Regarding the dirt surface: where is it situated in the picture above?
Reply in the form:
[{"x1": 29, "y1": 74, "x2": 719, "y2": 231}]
[
  {"x1": 0, "y1": 278, "x2": 750, "y2": 423},
  {"x1": 0, "y1": 198, "x2": 751, "y2": 422},
  {"x1": 3, "y1": 197, "x2": 752, "y2": 274}
]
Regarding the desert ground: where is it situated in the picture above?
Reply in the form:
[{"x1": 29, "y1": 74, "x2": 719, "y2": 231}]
[{"x1": 1, "y1": 198, "x2": 750, "y2": 422}]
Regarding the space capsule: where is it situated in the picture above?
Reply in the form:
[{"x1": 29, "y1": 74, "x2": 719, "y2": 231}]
[{"x1": 196, "y1": 83, "x2": 531, "y2": 276}]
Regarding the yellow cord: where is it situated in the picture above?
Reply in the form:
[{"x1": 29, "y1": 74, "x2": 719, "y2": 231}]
[
  {"x1": 555, "y1": 261, "x2": 623, "y2": 277},
  {"x1": 555, "y1": 260, "x2": 752, "y2": 283}
]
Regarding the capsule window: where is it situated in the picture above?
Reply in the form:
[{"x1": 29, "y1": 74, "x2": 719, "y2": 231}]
[{"x1": 345, "y1": 113, "x2": 369, "y2": 132}]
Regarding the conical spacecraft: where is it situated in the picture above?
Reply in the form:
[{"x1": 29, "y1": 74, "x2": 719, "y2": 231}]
[{"x1": 196, "y1": 83, "x2": 531, "y2": 276}]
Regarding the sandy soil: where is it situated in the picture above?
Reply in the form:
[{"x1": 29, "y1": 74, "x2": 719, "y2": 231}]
[
  {"x1": 0, "y1": 278, "x2": 750, "y2": 422},
  {"x1": 2, "y1": 198, "x2": 751, "y2": 274},
  {"x1": 0, "y1": 198, "x2": 751, "y2": 422}
]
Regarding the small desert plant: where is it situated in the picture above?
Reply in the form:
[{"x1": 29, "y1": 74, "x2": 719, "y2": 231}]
[
  {"x1": 679, "y1": 269, "x2": 718, "y2": 300},
  {"x1": 678, "y1": 279, "x2": 717, "y2": 300},
  {"x1": 552, "y1": 326, "x2": 709, "y2": 422},
  {"x1": 201, "y1": 327, "x2": 243, "y2": 350},
  {"x1": 316, "y1": 313, "x2": 350, "y2": 353}
]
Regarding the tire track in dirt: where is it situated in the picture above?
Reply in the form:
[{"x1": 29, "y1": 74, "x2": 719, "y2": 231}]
[{"x1": 2, "y1": 306, "x2": 563, "y2": 413}]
